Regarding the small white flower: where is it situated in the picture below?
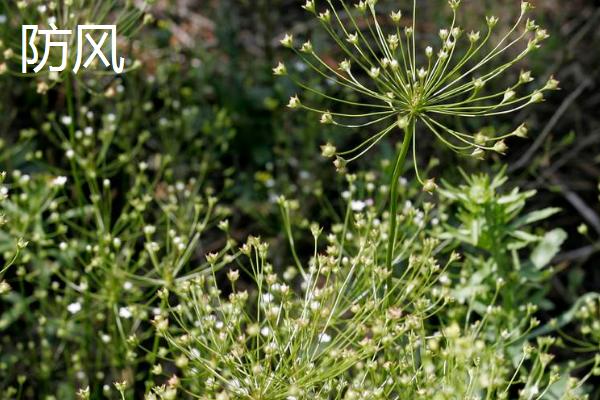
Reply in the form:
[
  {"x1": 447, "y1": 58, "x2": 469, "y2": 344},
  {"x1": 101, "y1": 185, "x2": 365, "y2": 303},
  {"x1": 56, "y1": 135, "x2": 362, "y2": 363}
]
[
  {"x1": 350, "y1": 200, "x2": 367, "y2": 212},
  {"x1": 119, "y1": 307, "x2": 132, "y2": 319},
  {"x1": 260, "y1": 327, "x2": 271, "y2": 337},
  {"x1": 261, "y1": 293, "x2": 274, "y2": 304},
  {"x1": 60, "y1": 116, "x2": 73, "y2": 126},
  {"x1": 0, "y1": 15, "x2": 6, "y2": 24},
  {"x1": 318, "y1": 333, "x2": 332, "y2": 343},
  {"x1": 51, "y1": 176, "x2": 67, "y2": 187},
  {"x1": 67, "y1": 302, "x2": 82, "y2": 314}
]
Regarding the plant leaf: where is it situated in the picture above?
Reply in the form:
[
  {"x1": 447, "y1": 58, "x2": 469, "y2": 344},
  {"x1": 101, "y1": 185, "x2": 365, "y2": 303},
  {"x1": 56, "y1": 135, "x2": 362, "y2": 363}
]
[
  {"x1": 530, "y1": 228, "x2": 567, "y2": 269},
  {"x1": 512, "y1": 207, "x2": 561, "y2": 228}
]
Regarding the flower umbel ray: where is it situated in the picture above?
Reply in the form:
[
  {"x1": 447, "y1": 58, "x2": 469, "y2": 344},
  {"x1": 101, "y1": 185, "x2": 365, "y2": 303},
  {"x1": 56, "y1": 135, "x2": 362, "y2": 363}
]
[
  {"x1": 278, "y1": 0, "x2": 558, "y2": 270},
  {"x1": 278, "y1": 0, "x2": 558, "y2": 180}
]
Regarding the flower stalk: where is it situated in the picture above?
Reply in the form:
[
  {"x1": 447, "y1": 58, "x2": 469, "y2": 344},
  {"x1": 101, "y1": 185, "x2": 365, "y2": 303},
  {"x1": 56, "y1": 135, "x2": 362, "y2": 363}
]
[{"x1": 386, "y1": 118, "x2": 414, "y2": 270}]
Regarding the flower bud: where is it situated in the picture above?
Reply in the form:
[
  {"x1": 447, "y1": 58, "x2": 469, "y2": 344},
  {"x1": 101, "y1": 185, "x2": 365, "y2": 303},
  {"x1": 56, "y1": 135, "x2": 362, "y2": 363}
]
[
  {"x1": 302, "y1": 0, "x2": 316, "y2": 13},
  {"x1": 471, "y1": 148, "x2": 485, "y2": 159},
  {"x1": 526, "y1": 19, "x2": 538, "y2": 32},
  {"x1": 486, "y1": 16, "x2": 499, "y2": 27},
  {"x1": 287, "y1": 95, "x2": 301, "y2": 109},
  {"x1": 474, "y1": 132, "x2": 488, "y2": 145},
  {"x1": 321, "y1": 143, "x2": 337, "y2": 158},
  {"x1": 530, "y1": 91, "x2": 544, "y2": 103},
  {"x1": 397, "y1": 115, "x2": 409, "y2": 129},
  {"x1": 300, "y1": 41, "x2": 313, "y2": 53},
  {"x1": 423, "y1": 179, "x2": 438, "y2": 194},
  {"x1": 521, "y1": 1, "x2": 533, "y2": 14},
  {"x1": 369, "y1": 67, "x2": 381, "y2": 78},
  {"x1": 381, "y1": 57, "x2": 390, "y2": 69},
  {"x1": 390, "y1": 10, "x2": 402, "y2": 23},
  {"x1": 320, "y1": 112, "x2": 334, "y2": 124},
  {"x1": 502, "y1": 89, "x2": 516, "y2": 103},
  {"x1": 535, "y1": 29, "x2": 549, "y2": 41},
  {"x1": 333, "y1": 157, "x2": 347, "y2": 173},
  {"x1": 449, "y1": 0, "x2": 461, "y2": 10},
  {"x1": 355, "y1": 1, "x2": 368, "y2": 13},
  {"x1": 227, "y1": 269, "x2": 240, "y2": 282},
  {"x1": 280, "y1": 34, "x2": 293, "y2": 48},
  {"x1": 544, "y1": 76, "x2": 560, "y2": 90},
  {"x1": 272, "y1": 62, "x2": 287, "y2": 76},
  {"x1": 519, "y1": 70, "x2": 533, "y2": 84},
  {"x1": 425, "y1": 46, "x2": 433, "y2": 58},
  {"x1": 512, "y1": 123, "x2": 528, "y2": 138},
  {"x1": 318, "y1": 10, "x2": 331, "y2": 23},
  {"x1": 468, "y1": 31, "x2": 480, "y2": 43},
  {"x1": 387, "y1": 34, "x2": 399, "y2": 50},
  {"x1": 493, "y1": 140, "x2": 508, "y2": 154},
  {"x1": 339, "y1": 59, "x2": 351, "y2": 73},
  {"x1": 347, "y1": 33, "x2": 359, "y2": 45}
]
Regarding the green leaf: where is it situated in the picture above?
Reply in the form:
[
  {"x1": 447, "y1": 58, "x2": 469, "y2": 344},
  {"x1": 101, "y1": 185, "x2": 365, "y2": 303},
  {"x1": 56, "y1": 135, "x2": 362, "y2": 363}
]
[
  {"x1": 512, "y1": 207, "x2": 561, "y2": 228},
  {"x1": 510, "y1": 230, "x2": 540, "y2": 243},
  {"x1": 530, "y1": 228, "x2": 567, "y2": 269}
]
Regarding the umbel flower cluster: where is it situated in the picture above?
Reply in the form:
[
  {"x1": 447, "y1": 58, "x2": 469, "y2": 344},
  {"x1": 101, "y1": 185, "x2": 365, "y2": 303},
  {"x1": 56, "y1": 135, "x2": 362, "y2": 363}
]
[
  {"x1": 277, "y1": 0, "x2": 559, "y2": 272},
  {"x1": 276, "y1": 0, "x2": 558, "y2": 182}
]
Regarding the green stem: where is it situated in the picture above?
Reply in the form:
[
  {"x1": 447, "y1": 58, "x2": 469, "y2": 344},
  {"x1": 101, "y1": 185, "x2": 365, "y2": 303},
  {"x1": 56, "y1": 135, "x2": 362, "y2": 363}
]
[{"x1": 385, "y1": 119, "x2": 415, "y2": 270}]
